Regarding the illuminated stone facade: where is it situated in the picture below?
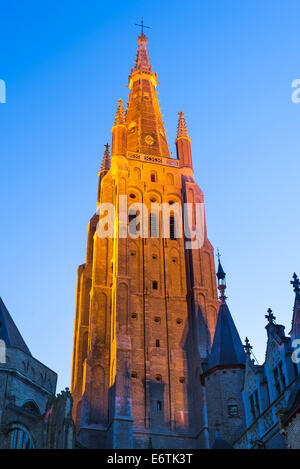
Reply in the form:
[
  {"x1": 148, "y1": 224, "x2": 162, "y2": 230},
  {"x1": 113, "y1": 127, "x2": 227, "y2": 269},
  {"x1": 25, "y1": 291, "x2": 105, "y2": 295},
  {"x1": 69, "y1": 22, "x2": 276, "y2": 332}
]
[{"x1": 71, "y1": 33, "x2": 219, "y2": 449}]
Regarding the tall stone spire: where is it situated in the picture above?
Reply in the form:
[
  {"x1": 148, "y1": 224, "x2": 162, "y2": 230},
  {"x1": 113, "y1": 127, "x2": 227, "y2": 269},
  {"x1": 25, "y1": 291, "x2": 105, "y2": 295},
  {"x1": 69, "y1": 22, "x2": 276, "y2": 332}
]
[
  {"x1": 176, "y1": 111, "x2": 193, "y2": 170},
  {"x1": 72, "y1": 30, "x2": 220, "y2": 449},
  {"x1": 126, "y1": 34, "x2": 170, "y2": 158}
]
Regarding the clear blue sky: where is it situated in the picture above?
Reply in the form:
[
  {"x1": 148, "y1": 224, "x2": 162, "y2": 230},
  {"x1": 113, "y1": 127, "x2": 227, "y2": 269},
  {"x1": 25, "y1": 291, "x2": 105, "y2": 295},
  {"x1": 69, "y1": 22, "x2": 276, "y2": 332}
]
[{"x1": 0, "y1": 0, "x2": 299, "y2": 391}]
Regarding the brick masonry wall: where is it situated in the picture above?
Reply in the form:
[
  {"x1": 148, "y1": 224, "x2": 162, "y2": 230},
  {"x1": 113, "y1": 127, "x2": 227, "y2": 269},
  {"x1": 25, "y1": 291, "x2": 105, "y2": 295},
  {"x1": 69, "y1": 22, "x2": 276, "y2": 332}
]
[{"x1": 205, "y1": 367, "x2": 246, "y2": 446}]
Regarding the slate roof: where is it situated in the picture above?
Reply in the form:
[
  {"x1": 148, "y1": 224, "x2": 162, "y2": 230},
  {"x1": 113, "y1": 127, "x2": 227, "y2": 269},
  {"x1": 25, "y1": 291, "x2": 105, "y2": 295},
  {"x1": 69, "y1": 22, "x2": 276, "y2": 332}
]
[
  {"x1": 206, "y1": 300, "x2": 246, "y2": 372},
  {"x1": 0, "y1": 297, "x2": 31, "y2": 355}
]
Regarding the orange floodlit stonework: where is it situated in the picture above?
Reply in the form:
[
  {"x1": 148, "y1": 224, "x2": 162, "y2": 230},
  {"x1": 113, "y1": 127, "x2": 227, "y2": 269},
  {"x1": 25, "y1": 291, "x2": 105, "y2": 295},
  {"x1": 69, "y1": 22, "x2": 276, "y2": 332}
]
[
  {"x1": 96, "y1": 197, "x2": 207, "y2": 248},
  {"x1": 71, "y1": 33, "x2": 219, "y2": 449}
]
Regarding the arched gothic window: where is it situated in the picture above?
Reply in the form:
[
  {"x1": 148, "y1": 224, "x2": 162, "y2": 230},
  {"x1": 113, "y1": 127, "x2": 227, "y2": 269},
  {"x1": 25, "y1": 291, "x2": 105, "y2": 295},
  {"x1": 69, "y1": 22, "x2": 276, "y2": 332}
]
[{"x1": 10, "y1": 428, "x2": 33, "y2": 449}]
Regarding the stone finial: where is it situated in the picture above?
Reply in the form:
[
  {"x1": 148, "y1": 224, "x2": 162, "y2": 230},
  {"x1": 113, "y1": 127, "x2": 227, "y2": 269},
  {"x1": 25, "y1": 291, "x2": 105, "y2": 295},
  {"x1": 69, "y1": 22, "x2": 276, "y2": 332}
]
[
  {"x1": 265, "y1": 308, "x2": 276, "y2": 324},
  {"x1": 176, "y1": 111, "x2": 189, "y2": 139},
  {"x1": 134, "y1": 33, "x2": 152, "y2": 72},
  {"x1": 244, "y1": 337, "x2": 253, "y2": 359},
  {"x1": 101, "y1": 143, "x2": 111, "y2": 171},
  {"x1": 114, "y1": 99, "x2": 125, "y2": 126},
  {"x1": 291, "y1": 273, "x2": 300, "y2": 296}
]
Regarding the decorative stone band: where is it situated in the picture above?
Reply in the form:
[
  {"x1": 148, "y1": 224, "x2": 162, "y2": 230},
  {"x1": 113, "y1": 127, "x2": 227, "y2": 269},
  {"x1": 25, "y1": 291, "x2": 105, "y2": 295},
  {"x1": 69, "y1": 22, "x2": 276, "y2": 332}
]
[{"x1": 127, "y1": 151, "x2": 179, "y2": 167}]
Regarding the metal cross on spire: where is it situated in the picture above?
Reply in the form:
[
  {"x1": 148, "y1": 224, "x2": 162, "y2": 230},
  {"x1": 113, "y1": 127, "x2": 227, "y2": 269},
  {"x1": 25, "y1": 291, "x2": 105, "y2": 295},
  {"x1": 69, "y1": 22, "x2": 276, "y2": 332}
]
[
  {"x1": 216, "y1": 248, "x2": 221, "y2": 262},
  {"x1": 135, "y1": 18, "x2": 150, "y2": 35},
  {"x1": 265, "y1": 308, "x2": 276, "y2": 324}
]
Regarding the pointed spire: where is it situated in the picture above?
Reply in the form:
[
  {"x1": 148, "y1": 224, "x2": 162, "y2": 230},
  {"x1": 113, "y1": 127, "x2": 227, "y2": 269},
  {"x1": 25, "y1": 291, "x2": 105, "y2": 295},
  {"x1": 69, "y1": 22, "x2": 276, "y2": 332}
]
[
  {"x1": 114, "y1": 99, "x2": 125, "y2": 125},
  {"x1": 0, "y1": 298, "x2": 31, "y2": 355},
  {"x1": 126, "y1": 35, "x2": 170, "y2": 158},
  {"x1": 205, "y1": 300, "x2": 246, "y2": 372},
  {"x1": 205, "y1": 261, "x2": 246, "y2": 373},
  {"x1": 177, "y1": 111, "x2": 189, "y2": 139},
  {"x1": 100, "y1": 143, "x2": 111, "y2": 171},
  {"x1": 134, "y1": 33, "x2": 152, "y2": 72},
  {"x1": 216, "y1": 252, "x2": 227, "y2": 301}
]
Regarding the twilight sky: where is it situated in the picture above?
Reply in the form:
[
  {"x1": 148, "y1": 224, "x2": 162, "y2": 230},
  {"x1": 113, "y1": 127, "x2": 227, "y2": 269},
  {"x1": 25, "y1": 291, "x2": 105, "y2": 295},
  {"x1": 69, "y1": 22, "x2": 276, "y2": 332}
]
[{"x1": 0, "y1": 0, "x2": 299, "y2": 391}]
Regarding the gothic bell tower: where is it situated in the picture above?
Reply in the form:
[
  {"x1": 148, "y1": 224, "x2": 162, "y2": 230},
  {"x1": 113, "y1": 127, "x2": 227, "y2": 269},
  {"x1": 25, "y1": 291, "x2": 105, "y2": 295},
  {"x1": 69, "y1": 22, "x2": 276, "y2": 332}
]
[{"x1": 71, "y1": 32, "x2": 219, "y2": 449}]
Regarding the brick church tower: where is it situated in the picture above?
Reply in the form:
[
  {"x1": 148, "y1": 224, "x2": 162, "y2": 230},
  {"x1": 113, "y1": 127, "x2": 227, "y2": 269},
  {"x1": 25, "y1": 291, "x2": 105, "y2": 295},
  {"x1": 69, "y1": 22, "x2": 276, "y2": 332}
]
[{"x1": 71, "y1": 32, "x2": 219, "y2": 449}]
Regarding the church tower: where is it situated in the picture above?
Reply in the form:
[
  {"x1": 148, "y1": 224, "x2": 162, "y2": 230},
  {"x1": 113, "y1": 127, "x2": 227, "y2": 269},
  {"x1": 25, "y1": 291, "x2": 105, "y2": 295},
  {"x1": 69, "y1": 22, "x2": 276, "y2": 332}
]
[
  {"x1": 202, "y1": 260, "x2": 246, "y2": 447},
  {"x1": 71, "y1": 32, "x2": 219, "y2": 449}
]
